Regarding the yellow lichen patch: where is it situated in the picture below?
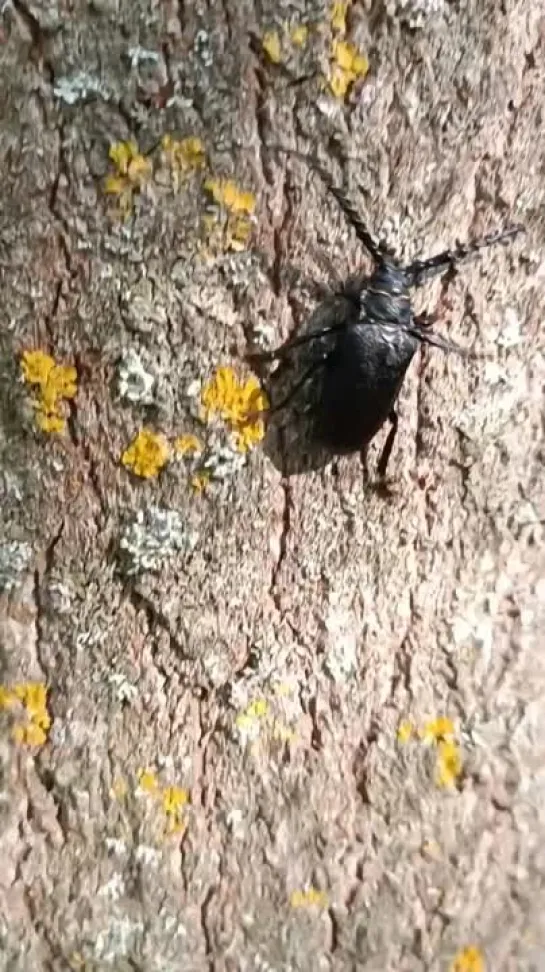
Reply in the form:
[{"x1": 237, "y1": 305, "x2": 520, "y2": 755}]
[
  {"x1": 435, "y1": 739, "x2": 463, "y2": 789},
  {"x1": 272, "y1": 721, "x2": 297, "y2": 743},
  {"x1": 0, "y1": 682, "x2": 51, "y2": 747},
  {"x1": 262, "y1": 29, "x2": 282, "y2": 64},
  {"x1": 203, "y1": 177, "x2": 257, "y2": 253},
  {"x1": 396, "y1": 719, "x2": 414, "y2": 744},
  {"x1": 235, "y1": 697, "x2": 269, "y2": 738},
  {"x1": 327, "y1": 39, "x2": 368, "y2": 99},
  {"x1": 190, "y1": 471, "x2": 211, "y2": 494},
  {"x1": 273, "y1": 682, "x2": 293, "y2": 697},
  {"x1": 204, "y1": 178, "x2": 256, "y2": 215},
  {"x1": 330, "y1": 0, "x2": 349, "y2": 34},
  {"x1": 121, "y1": 428, "x2": 170, "y2": 479},
  {"x1": 162, "y1": 785, "x2": 189, "y2": 836},
  {"x1": 21, "y1": 350, "x2": 77, "y2": 435},
  {"x1": 290, "y1": 24, "x2": 309, "y2": 47},
  {"x1": 161, "y1": 134, "x2": 206, "y2": 189},
  {"x1": 419, "y1": 716, "x2": 455, "y2": 745},
  {"x1": 104, "y1": 140, "x2": 152, "y2": 218},
  {"x1": 450, "y1": 945, "x2": 485, "y2": 972},
  {"x1": 200, "y1": 366, "x2": 268, "y2": 454},
  {"x1": 137, "y1": 768, "x2": 159, "y2": 794},
  {"x1": 290, "y1": 887, "x2": 329, "y2": 909},
  {"x1": 20, "y1": 349, "x2": 56, "y2": 385},
  {"x1": 174, "y1": 433, "x2": 204, "y2": 457}
]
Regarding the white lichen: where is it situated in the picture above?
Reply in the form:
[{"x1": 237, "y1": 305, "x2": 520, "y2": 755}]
[
  {"x1": 497, "y1": 307, "x2": 523, "y2": 348},
  {"x1": 53, "y1": 72, "x2": 112, "y2": 104},
  {"x1": 119, "y1": 506, "x2": 198, "y2": 576},
  {"x1": 107, "y1": 672, "x2": 139, "y2": 704},
  {"x1": 94, "y1": 917, "x2": 144, "y2": 963},
  {"x1": 386, "y1": 0, "x2": 445, "y2": 29},
  {"x1": 201, "y1": 442, "x2": 247, "y2": 481},
  {"x1": 47, "y1": 579, "x2": 75, "y2": 614},
  {"x1": 117, "y1": 348, "x2": 156, "y2": 405},
  {"x1": 0, "y1": 541, "x2": 32, "y2": 592},
  {"x1": 134, "y1": 844, "x2": 161, "y2": 867},
  {"x1": 127, "y1": 46, "x2": 160, "y2": 68},
  {"x1": 322, "y1": 605, "x2": 358, "y2": 682},
  {"x1": 105, "y1": 837, "x2": 128, "y2": 856},
  {"x1": 194, "y1": 29, "x2": 214, "y2": 67},
  {"x1": 97, "y1": 873, "x2": 125, "y2": 902}
]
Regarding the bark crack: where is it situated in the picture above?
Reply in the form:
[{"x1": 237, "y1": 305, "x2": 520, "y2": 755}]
[
  {"x1": 33, "y1": 520, "x2": 64, "y2": 675},
  {"x1": 269, "y1": 466, "x2": 292, "y2": 609}
]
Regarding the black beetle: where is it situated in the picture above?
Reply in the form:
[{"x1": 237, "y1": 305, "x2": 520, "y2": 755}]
[{"x1": 249, "y1": 151, "x2": 524, "y2": 479}]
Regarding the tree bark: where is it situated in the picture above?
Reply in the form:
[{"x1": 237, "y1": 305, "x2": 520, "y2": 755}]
[{"x1": 1, "y1": 1, "x2": 544, "y2": 969}]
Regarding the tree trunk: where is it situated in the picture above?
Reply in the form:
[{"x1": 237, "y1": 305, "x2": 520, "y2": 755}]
[{"x1": 1, "y1": 1, "x2": 544, "y2": 969}]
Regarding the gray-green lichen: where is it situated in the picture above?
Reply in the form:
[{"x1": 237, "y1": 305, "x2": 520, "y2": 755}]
[
  {"x1": 0, "y1": 540, "x2": 32, "y2": 592},
  {"x1": 119, "y1": 506, "x2": 197, "y2": 577}
]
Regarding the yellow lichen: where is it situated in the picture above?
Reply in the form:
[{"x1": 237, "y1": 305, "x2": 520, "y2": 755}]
[
  {"x1": 137, "y1": 768, "x2": 159, "y2": 794},
  {"x1": 104, "y1": 140, "x2": 152, "y2": 217},
  {"x1": 121, "y1": 428, "x2": 170, "y2": 478},
  {"x1": 290, "y1": 24, "x2": 309, "y2": 47},
  {"x1": 20, "y1": 349, "x2": 56, "y2": 385},
  {"x1": 435, "y1": 739, "x2": 463, "y2": 789},
  {"x1": 203, "y1": 177, "x2": 256, "y2": 253},
  {"x1": 327, "y1": 39, "x2": 368, "y2": 99},
  {"x1": 163, "y1": 785, "x2": 189, "y2": 814},
  {"x1": 162, "y1": 785, "x2": 189, "y2": 836},
  {"x1": 1, "y1": 682, "x2": 51, "y2": 747},
  {"x1": 330, "y1": 0, "x2": 349, "y2": 34},
  {"x1": 290, "y1": 887, "x2": 329, "y2": 909},
  {"x1": 190, "y1": 471, "x2": 211, "y2": 494},
  {"x1": 273, "y1": 682, "x2": 293, "y2": 697},
  {"x1": 396, "y1": 719, "x2": 414, "y2": 744},
  {"x1": 204, "y1": 178, "x2": 256, "y2": 215},
  {"x1": 200, "y1": 366, "x2": 268, "y2": 453},
  {"x1": 34, "y1": 409, "x2": 66, "y2": 434},
  {"x1": 272, "y1": 721, "x2": 297, "y2": 743},
  {"x1": 174, "y1": 433, "x2": 204, "y2": 457},
  {"x1": 235, "y1": 697, "x2": 269, "y2": 735},
  {"x1": 262, "y1": 29, "x2": 282, "y2": 64},
  {"x1": 450, "y1": 946, "x2": 485, "y2": 972},
  {"x1": 161, "y1": 134, "x2": 206, "y2": 189},
  {"x1": 21, "y1": 350, "x2": 77, "y2": 435},
  {"x1": 419, "y1": 716, "x2": 456, "y2": 745}
]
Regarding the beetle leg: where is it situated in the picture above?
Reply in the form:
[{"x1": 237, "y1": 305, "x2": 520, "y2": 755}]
[
  {"x1": 409, "y1": 322, "x2": 468, "y2": 356},
  {"x1": 377, "y1": 409, "x2": 398, "y2": 478},
  {"x1": 405, "y1": 224, "x2": 524, "y2": 287},
  {"x1": 360, "y1": 446, "x2": 370, "y2": 484}
]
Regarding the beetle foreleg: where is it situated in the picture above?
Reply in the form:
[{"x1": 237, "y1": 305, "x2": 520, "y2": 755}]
[{"x1": 247, "y1": 324, "x2": 345, "y2": 363}]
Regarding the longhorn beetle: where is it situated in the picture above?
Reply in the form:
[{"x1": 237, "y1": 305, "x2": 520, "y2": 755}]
[{"x1": 249, "y1": 149, "x2": 524, "y2": 479}]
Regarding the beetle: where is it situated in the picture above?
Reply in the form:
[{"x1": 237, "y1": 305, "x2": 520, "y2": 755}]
[{"x1": 248, "y1": 150, "x2": 524, "y2": 480}]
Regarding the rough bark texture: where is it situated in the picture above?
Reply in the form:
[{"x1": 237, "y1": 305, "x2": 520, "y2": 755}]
[{"x1": 1, "y1": 1, "x2": 544, "y2": 970}]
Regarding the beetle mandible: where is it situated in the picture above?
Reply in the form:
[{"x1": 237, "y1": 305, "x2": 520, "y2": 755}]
[{"x1": 249, "y1": 150, "x2": 524, "y2": 480}]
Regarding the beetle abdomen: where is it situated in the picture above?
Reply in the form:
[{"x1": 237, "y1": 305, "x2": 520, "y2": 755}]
[{"x1": 316, "y1": 321, "x2": 418, "y2": 453}]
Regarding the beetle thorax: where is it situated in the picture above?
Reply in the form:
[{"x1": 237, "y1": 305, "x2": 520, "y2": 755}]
[{"x1": 362, "y1": 262, "x2": 411, "y2": 327}]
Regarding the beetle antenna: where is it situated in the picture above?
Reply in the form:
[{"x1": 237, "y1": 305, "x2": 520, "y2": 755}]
[
  {"x1": 405, "y1": 224, "x2": 525, "y2": 286},
  {"x1": 267, "y1": 144, "x2": 394, "y2": 266}
]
